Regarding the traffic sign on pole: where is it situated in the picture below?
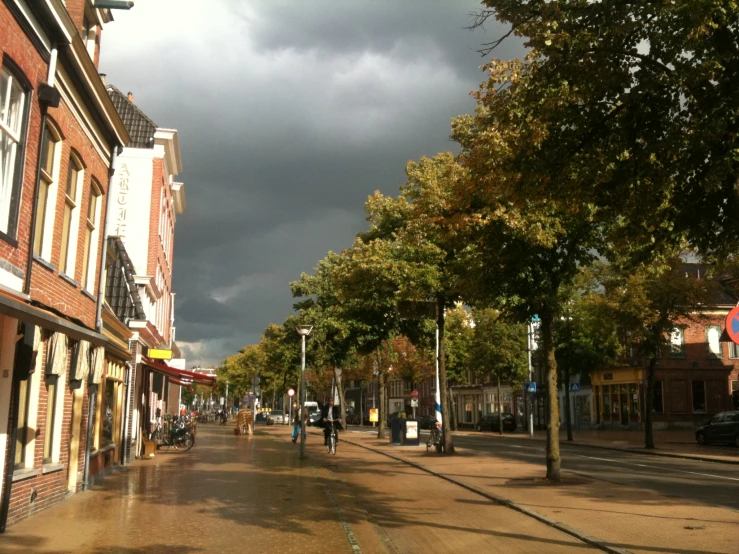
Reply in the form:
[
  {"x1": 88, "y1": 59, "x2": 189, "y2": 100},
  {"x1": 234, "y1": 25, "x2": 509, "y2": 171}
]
[
  {"x1": 525, "y1": 382, "x2": 537, "y2": 394},
  {"x1": 287, "y1": 388, "x2": 295, "y2": 397},
  {"x1": 569, "y1": 382, "x2": 581, "y2": 393},
  {"x1": 726, "y1": 306, "x2": 739, "y2": 344},
  {"x1": 411, "y1": 390, "x2": 419, "y2": 399}
]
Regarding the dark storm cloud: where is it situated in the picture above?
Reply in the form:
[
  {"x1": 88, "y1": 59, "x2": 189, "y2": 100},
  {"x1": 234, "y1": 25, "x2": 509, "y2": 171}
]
[{"x1": 99, "y1": 0, "x2": 525, "y2": 366}]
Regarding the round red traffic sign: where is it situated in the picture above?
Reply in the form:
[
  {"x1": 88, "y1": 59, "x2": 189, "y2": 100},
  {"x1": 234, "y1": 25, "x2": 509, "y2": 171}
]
[
  {"x1": 287, "y1": 388, "x2": 295, "y2": 397},
  {"x1": 726, "y1": 307, "x2": 739, "y2": 344},
  {"x1": 411, "y1": 390, "x2": 419, "y2": 399}
]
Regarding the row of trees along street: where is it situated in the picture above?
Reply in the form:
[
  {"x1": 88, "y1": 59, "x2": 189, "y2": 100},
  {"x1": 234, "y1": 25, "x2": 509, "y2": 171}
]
[{"x1": 217, "y1": 1, "x2": 739, "y2": 482}]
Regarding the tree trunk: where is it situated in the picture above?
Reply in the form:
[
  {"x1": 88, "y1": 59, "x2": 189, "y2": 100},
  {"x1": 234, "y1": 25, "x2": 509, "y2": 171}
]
[
  {"x1": 497, "y1": 374, "x2": 503, "y2": 435},
  {"x1": 333, "y1": 365, "x2": 347, "y2": 430},
  {"x1": 541, "y1": 311, "x2": 561, "y2": 481},
  {"x1": 377, "y1": 351, "x2": 387, "y2": 439},
  {"x1": 645, "y1": 356, "x2": 657, "y2": 449},
  {"x1": 437, "y1": 296, "x2": 454, "y2": 454},
  {"x1": 564, "y1": 364, "x2": 573, "y2": 441}
]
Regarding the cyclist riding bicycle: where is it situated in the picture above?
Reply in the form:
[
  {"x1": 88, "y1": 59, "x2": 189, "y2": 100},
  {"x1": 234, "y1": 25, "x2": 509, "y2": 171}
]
[{"x1": 320, "y1": 398, "x2": 342, "y2": 446}]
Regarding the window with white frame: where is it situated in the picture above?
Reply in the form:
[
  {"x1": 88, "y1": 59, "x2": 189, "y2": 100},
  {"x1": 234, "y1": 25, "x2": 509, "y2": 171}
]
[
  {"x1": 0, "y1": 63, "x2": 30, "y2": 240},
  {"x1": 34, "y1": 122, "x2": 61, "y2": 258},
  {"x1": 81, "y1": 179, "x2": 101, "y2": 291},
  {"x1": 729, "y1": 342, "x2": 739, "y2": 359},
  {"x1": 60, "y1": 153, "x2": 83, "y2": 276},
  {"x1": 669, "y1": 328, "x2": 685, "y2": 358},
  {"x1": 706, "y1": 325, "x2": 722, "y2": 359}
]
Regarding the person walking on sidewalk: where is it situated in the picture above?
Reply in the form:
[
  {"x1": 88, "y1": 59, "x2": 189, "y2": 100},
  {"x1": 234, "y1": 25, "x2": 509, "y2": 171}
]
[
  {"x1": 291, "y1": 408, "x2": 302, "y2": 443},
  {"x1": 321, "y1": 398, "x2": 342, "y2": 446}
]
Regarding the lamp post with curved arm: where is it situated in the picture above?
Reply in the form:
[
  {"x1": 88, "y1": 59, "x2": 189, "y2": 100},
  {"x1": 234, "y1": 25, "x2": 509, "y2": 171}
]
[{"x1": 296, "y1": 325, "x2": 312, "y2": 459}]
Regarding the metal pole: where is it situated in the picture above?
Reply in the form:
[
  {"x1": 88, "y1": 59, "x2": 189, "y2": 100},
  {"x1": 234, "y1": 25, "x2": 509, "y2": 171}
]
[
  {"x1": 225, "y1": 381, "x2": 229, "y2": 414},
  {"x1": 527, "y1": 322, "x2": 534, "y2": 437},
  {"x1": 300, "y1": 334, "x2": 307, "y2": 459},
  {"x1": 435, "y1": 321, "x2": 442, "y2": 426}
]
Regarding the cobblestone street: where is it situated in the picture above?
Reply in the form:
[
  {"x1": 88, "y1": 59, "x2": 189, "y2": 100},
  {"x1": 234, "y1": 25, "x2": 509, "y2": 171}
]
[{"x1": 0, "y1": 425, "x2": 595, "y2": 553}]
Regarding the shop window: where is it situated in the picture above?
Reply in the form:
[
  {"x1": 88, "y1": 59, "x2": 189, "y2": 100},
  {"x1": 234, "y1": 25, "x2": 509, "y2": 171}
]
[
  {"x1": 14, "y1": 376, "x2": 33, "y2": 469},
  {"x1": 669, "y1": 328, "x2": 685, "y2": 358},
  {"x1": 652, "y1": 381, "x2": 664, "y2": 413},
  {"x1": 43, "y1": 375, "x2": 58, "y2": 463},
  {"x1": 629, "y1": 383, "x2": 640, "y2": 421},
  {"x1": 101, "y1": 378, "x2": 116, "y2": 446},
  {"x1": 692, "y1": 380, "x2": 706, "y2": 413},
  {"x1": 602, "y1": 386, "x2": 611, "y2": 421},
  {"x1": 706, "y1": 326, "x2": 722, "y2": 359},
  {"x1": 731, "y1": 381, "x2": 739, "y2": 410},
  {"x1": 0, "y1": 62, "x2": 30, "y2": 240}
]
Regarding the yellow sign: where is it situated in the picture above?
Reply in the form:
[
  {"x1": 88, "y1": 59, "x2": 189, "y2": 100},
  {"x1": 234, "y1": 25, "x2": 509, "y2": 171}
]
[
  {"x1": 369, "y1": 408, "x2": 378, "y2": 422},
  {"x1": 148, "y1": 349, "x2": 172, "y2": 360}
]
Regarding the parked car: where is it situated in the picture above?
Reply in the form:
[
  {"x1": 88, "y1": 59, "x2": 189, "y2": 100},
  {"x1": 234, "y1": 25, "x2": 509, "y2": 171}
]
[
  {"x1": 475, "y1": 413, "x2": 517, "y2": 433},
  {"x1": 418, "y1": 415, "x2": 437, "y2": 430},
  {"x1": 255, "y1": 411, "x2": 269, "y2": 424},
  {"x1": 267, "y1": 410, "x2": 284, "y2": 425},
  {"x1": 696, "y1": 411, "x2": 739, "y2": 446},
  {"x1": 308, "y1": 411, "x2": 322, "y2": 426}
]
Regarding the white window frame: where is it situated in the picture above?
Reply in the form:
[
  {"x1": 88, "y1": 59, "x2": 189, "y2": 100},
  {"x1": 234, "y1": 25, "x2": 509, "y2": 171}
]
[
  {"x1": 60, "y1": 153, "x2": 84, "y2": 278},
  {"x1": 0, "y1": 63, "x2": 29, "y2": 239},
  {"x1": 36, "y1": 122, "x2": 62, "y2": 261},
  {"x1": 729, "y1": 342, "x2": 739, "y2": 359},
  {"x1": 669, "y1": 328, "x2": 685, "y2": 358},
  {"x1": 706, "y1": 325, "x2": 722, "y2": 359},
  {"x1": 83, "y1": 180, "x2": 102, "y2": 292}
]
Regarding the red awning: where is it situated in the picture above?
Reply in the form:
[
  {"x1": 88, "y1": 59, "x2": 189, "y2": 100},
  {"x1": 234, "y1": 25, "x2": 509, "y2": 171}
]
[{"x1": 142, "y1": 357, "x2": 216, "y2": 387}]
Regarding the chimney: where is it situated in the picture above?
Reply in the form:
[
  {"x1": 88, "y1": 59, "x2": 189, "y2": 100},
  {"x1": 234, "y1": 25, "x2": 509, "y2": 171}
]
[
  {"x1": 99, "y1": 73, "x2": 106, "y2": 84},
  {"x1": 127, "y1": 91, "x2": 134, "y2": 103}
]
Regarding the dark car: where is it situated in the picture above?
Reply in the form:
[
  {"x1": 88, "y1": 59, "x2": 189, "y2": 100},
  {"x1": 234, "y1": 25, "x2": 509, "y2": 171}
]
[
  {"x1": 696, "y1": 411, "x2": 739, "y2": 446},
  {"x1": 475, "y1": 413, "x2": 517, "y2": 433},
  {"x1": 418, "y1": 415, "x2": 437, "y2": 430},
  {"x1": 308, "y1": 411, "x2": 322, "y2": 426}
]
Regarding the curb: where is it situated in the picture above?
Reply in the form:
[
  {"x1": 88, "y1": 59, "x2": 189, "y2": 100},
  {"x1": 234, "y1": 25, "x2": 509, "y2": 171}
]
[{"x1": 342, "y1": 437, "x2": 632, "y2": 554}]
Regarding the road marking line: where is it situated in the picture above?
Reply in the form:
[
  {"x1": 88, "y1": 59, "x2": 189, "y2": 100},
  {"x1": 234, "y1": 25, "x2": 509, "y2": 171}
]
[{"x1": 572, "y1": 454, "x2": 739, "y2": 482}]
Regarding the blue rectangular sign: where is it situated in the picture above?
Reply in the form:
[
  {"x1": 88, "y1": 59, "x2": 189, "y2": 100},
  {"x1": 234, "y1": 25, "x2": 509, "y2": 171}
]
[
  {"x1": 569, "y1": 382, "x2": 581, "y2": 392},
  {"x1": 525, "y1": 382, "x2": 536, "y2": 394}
]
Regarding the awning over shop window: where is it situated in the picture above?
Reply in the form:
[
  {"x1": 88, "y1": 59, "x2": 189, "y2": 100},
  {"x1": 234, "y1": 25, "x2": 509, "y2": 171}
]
[
  {"x1": 46, "y1": 332, "x2": 68, "y2": 376},
  {"x1": 142, "y1": 357, "x2": 216, "y2": 387},
  {"x1": 72, "y1": 340, "x2": 91, "y2": 381}
]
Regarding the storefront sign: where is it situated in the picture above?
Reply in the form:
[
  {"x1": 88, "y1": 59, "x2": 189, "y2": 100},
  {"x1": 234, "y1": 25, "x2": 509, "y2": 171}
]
[
  {"x1": 148, "y1": 349, "x2": 172, "y2": 360},
  {"x1": 369, "y1": 408, "x2": 378, "y2": 422},
  {"x1": 406, "y1": 420, "x2": 418, "y2": 439}
]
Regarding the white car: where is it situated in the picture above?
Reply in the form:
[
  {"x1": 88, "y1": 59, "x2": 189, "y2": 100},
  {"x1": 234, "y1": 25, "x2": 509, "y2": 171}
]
[{"x1": 268, "y1": 410, "x2": 284, "y2": 425}]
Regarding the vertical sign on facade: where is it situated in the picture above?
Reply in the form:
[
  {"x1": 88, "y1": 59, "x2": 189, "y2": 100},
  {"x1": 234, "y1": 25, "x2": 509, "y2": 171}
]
[{"x1": 115, "y1": 163, "x2": 130, "y2": 238}]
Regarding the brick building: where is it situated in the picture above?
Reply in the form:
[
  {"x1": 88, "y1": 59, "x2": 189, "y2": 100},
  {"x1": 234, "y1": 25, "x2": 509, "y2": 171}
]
[
  {"x1": 0, "y1": 0, "x2": 130, "y2": 528},
  {"x1": 104, "y1": 86, "x2": 193, "y2": 461}
]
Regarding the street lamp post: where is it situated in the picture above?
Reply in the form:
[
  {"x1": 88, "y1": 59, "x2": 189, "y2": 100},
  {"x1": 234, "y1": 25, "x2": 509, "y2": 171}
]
[{"x1": 296, "y1": 325, "x2": 313, "y2": 459}]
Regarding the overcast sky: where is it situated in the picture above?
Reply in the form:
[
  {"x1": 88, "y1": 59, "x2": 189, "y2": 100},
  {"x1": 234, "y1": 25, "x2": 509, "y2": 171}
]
[{"x1": 99, "y1": 0, "x2": 524, "y2": 368}]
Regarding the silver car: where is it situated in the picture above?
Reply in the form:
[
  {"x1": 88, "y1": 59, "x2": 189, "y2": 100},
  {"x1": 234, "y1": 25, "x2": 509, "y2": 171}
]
[{"x1": 268, "y1": 410, "x2": 284, "y2": 425}]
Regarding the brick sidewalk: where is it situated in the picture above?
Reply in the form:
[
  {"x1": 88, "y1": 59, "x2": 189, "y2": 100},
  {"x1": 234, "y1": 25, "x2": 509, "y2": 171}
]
[
  {"x1": 0, "y1": 425, "x2": 598, "y2": 554},
  {"x1": 338, "y1": 428, "x2": 739, "y2": 554}
]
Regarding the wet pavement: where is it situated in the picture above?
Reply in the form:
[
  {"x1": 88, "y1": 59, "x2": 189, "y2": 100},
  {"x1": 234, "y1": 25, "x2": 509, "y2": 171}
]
[{"x1": 0, "y1": 424, "x2": 595, "y2": 554}]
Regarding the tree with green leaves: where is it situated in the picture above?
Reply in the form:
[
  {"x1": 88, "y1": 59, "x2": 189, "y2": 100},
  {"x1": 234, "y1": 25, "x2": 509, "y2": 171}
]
[
  {"x1": 345, "y1": 152, "x2": 471, "y2": 452},
  {"x1": 468, "y1": 308, "x2": 529, "y2": 434},
  {"x1": 594, "y1": 256, "x2": 717, "y2": 448},
  {"x1": 468, "y1": 1, "x2": 739, "y2": 261}
]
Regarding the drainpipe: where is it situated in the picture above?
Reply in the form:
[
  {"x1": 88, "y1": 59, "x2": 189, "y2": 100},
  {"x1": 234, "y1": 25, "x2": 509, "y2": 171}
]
[
  {"x1": 120, "y1": 361, "x2": 133, "y2": 465},
  {"x1": 23, "y1": 46, "x2": 59, "y2": 294},
  {"x1": 94, "y1": 145, "x2": 120, "y2": 333}
]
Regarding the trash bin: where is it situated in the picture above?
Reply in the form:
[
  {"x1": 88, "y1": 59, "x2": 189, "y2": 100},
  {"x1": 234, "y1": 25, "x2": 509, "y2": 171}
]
[
  {"x1": 402, "y1": 419, "x2": 420, "y2": 446},
  {"x1": 390, "y1": 417, "x2": 402, "y2": 444}
]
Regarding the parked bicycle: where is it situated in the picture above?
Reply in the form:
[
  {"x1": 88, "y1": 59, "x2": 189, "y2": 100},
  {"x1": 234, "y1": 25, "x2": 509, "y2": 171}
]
[
  {"x1": 426, "y1": 421, "x2": 443, "y2": 454},
  {"x1": 151, "y1": 416, "x2": 194, "y2": 451}
]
